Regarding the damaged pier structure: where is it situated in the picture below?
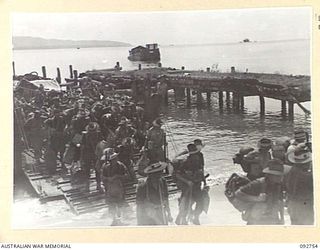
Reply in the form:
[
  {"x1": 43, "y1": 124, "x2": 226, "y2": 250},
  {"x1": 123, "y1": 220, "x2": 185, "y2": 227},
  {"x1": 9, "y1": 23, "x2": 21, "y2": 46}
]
[{"x1": 83, "y1": 66, "x2": 310, "y2": 120}]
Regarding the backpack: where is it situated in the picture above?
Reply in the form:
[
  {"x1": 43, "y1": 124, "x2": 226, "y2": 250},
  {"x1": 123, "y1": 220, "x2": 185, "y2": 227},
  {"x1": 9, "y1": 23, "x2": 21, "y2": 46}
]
[
  {"x1": 136, "y1": 151, "x2": 150, "y2": 177},
  {"x1": 224, "y1": 173, "x2": 251, "y2": 212}
]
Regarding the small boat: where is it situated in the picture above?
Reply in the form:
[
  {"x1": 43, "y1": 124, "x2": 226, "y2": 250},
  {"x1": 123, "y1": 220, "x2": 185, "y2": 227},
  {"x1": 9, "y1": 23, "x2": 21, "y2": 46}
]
[
  {"x1": 128, "y1": 43, "x2": 160, "y2": 62},
  {"x1": 240, "y1": 38, "x2": 251, "y2": 43}
]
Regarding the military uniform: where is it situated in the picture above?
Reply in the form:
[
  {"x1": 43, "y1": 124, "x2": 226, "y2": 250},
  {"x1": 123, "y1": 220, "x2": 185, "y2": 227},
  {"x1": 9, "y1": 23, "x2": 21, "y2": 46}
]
[
  {"x1": 115, "y1": 125, "x2": 135, "y2": 145},
  {"x1": 81, "y1": 125, "x2": 103, "y2": 188},
  {"x1": 175, "y1": 149, "x2": 204, "y2": 225},
  {"x1": 44, "y1": 113, "x2": 67, "y2": 172},
  {"x1": 285, "y1": 145, "x2": 313, "y2": 226},
  {"x1": 145, "y1": 126, "x2": 165, "y2": 163},
  {"x1": 242, "y1": 150, "x2": 271, "y2": 180},
  {"x1": 238, "y1": 177, "x2": 283, "y2": 225},
  {"x1": 70, "y1": 115, "x2": 90, "y2": 161},
  {"x1": 24, "y1": 115, "x2": 44, "y2": 163},
  {"x1": 136, "y1": 162, "x2": 171, "y2": 225},
  {"x1": 102, "y1": 158, "x2": 128, "y2": 225},
  {"x1": 136, "y1": 177, "x2": 169, "y2": 225},
  {"x1": 236, "y1": 159, "x2": 285, "y2": 225}
]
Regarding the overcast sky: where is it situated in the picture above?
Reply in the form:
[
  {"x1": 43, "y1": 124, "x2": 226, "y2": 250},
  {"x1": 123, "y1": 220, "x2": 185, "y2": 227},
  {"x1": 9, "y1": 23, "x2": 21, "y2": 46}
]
[{"x1": 12, "y1": 7, "x2": 310, "y2": 45}]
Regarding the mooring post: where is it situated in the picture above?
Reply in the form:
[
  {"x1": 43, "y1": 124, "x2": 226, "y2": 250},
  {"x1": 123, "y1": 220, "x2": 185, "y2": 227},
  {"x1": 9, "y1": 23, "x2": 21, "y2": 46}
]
[
  {"x1": 186, "y1": 88, "x2": 191, "y2": 107},
  {"x1": 206, "y1": 91, "x2": 211, "y2": 106},
  {"x1": 116, "y1": 61, "x2": 120, "y2": 69},
  {"x1": 69, "y1": 65, "x2": 73, "y2": 78},
  {"x1": 219, "y1": 91, "x2": 224, "y2": 109},
  {"x1": 138, "y1": 64, "x2": 142, "y2": 70},
  {"x1": 259, "y1": 95, "x2": 265, "y2": 116},
  {"x1": 56, "y1": 67, "x2": 61, "y2": 84},
  {"x1": 240, "y1": 95, "x2": 244, "y2": 110},
  {"x1": 41, "y1": 66, "x2": 47, "y2": 78},
  {"x1": 281, "y1": 100, "x2": 287, "y2": 116},
  {"x1": 226, "y1": 91, "x2": 231, "y2": 109},
  {"x1": 12, "y1": 61, "x2": 16, "y2": 77},
  {"x1": 73, "y1": 70, "x2": 78, "y2": 86},
  {"x1": 288, "y1": 101, "x2": 294, "y2": 120}
]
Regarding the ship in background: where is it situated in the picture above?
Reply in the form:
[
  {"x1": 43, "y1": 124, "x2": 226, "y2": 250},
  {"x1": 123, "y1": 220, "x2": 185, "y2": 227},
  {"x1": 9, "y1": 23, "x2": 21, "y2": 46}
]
[{"x1": 128, "y1": 43, "x2": 160, "y2": 62}]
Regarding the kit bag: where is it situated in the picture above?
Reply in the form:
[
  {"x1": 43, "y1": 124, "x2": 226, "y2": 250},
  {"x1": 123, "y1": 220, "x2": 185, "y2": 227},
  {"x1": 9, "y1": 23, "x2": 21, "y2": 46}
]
[{"x1": 224, "y1": 173, "x2": 252, "y2": 212}]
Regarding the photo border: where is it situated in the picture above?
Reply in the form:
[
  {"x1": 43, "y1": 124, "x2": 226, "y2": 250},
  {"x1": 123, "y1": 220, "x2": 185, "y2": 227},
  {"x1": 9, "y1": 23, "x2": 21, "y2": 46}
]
[{"x1": 0, "y1": 0, "x2": 320, "y2": 243}]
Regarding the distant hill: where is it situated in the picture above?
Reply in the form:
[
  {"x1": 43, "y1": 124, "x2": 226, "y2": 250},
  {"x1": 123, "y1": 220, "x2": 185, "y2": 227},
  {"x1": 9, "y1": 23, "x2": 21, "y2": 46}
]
[{"x1": 13, "y1": 36, "x2": 131, "y2": 50}]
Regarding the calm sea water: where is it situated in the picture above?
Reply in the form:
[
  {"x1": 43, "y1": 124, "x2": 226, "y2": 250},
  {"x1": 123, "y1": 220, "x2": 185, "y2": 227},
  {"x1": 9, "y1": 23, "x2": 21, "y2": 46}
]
[
  {"x1": 12, "y1": 40, "x2": 312, "y2": 227},
  {"x1": 13, "y1": 39, "x2": 310, "y2": 77}
]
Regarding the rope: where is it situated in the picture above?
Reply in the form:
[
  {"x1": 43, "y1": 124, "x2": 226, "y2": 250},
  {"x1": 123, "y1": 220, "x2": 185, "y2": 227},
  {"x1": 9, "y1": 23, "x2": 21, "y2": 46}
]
[
  {"x1": 163, "y1": 122, "x2": 179, "y2": 154},
  {"x1": 164, "y1": 123, "x2": 177, "y2": 152},
  {"x1": 167, "y1": 125, "x2": 179, "y2": 151}
]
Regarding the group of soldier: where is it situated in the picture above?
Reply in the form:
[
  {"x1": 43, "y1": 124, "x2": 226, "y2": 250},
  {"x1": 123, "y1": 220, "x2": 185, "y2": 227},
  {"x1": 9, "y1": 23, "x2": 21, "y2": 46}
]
[
  {"x1": 14, "y1": 83, "x2": 314, "y2": 226},
  {"x1": 14, "y1": 84, "x2": 209, "y2": 226},
  {"x1": 232, "y1": 130, "x2": 313, "y2": 225}
]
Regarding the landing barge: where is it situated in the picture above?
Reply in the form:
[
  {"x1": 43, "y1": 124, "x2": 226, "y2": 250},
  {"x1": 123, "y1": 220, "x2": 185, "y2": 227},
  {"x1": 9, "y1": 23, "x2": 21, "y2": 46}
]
[{"x1": 128, "y1": 43, "x2": 160, "y2": 62}]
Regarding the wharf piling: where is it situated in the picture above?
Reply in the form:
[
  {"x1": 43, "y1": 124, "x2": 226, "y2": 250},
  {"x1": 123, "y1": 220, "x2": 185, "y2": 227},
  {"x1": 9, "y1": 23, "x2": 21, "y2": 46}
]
[
  {"x1": 12, "y1": 61, "x2": 16, "y2": 76},
  {"x1": 219, "y1": 91, "x2": 224, "y2": 109},
  {"x1": 259, "y1": 95, "x2": 265, "y2": 116},
  {"x1": 17, "y1": 64, "x2": 310, "y2": 122},
  {"x1": 56, "y1": 67, "x2": 61, "y2": 84},
  {"x1": 226, "y1": 92, "x2": 231, "y2": 109},
  {"x1": 206, "y1": 91, "x2": 211, "y2": 106},
  {"x1": 41, "y1": 66, "x2": 47, "y2": 78},
  {"x1": 233, "y1": 92, "x2": 240, "y2": 111},
  {"x1": 281, "y1": 100, "x2": 287, "y2": 117},
  {"x1": 288, "y1": 101, "x2": 294, "y2": 120},
  {"x1": 186, "y1": 88, "x2": 191, "y2": 107},
  {"x1": 240, "y1": 95, "x2": 245, "y2": 110},
  {"x1": 196, "y1": 91, "x2": 203, "y2": 106},
  {"x1": 69, "y1": 65, "x2": 73, "y2": 79},
  {"x1": 73, "y1": 70, "x2": 78, "y2": 86}
]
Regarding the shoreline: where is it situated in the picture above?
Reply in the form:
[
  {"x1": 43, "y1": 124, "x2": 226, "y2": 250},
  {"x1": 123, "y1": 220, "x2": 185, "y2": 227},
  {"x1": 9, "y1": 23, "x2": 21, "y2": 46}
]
[{"x1": 12, "y1": 184, "x2": 245, "y2": 228}]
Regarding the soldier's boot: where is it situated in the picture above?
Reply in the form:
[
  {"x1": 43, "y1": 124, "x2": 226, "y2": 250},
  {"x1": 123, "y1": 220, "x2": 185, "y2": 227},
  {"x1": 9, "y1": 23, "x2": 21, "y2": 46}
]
[{"x1": 192, "y1": 216, "x2": 200, "y2": 225}]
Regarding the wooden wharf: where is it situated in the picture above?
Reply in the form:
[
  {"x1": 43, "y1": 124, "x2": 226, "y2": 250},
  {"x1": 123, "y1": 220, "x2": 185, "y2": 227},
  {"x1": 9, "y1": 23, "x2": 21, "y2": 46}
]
[
  {"x1": 83, "y1": 65, "x2": 310, "y2": 120},
  {"x1": 13, "y1": 61, "x2": 311, "y2": 120},
  {"x1": 21, "y1": 150, "x2": 178, "y2": 215}
]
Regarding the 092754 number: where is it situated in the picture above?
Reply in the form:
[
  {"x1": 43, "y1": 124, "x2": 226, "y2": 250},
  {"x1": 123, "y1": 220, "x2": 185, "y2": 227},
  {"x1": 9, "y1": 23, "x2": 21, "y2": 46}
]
[{"x1": 300, "y1": 244, "x2": 318, "y2": 248}]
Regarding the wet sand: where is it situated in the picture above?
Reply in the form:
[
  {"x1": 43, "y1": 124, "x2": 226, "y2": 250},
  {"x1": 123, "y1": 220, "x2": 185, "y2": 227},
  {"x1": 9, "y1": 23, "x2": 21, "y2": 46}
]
[{"x1": 13, "y1": 185, "x2": 245, "y2": 228}]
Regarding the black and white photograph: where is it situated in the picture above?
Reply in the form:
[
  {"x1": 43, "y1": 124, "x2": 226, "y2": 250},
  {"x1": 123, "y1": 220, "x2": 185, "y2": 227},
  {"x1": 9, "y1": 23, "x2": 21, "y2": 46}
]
[{"x1": 12, "y1": 7, "x2": 313, "y2": 228}]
